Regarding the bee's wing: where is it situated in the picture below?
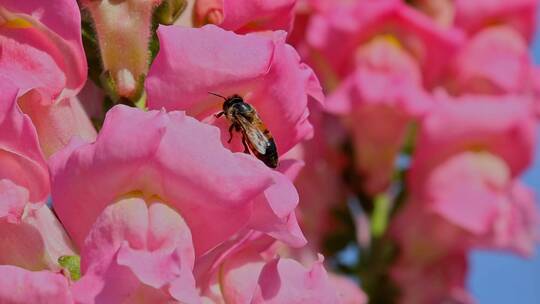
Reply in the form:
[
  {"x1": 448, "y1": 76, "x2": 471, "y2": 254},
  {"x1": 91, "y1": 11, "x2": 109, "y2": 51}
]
[{"x1": 236, "y1": 115, "x2": 270, "y2": 155}]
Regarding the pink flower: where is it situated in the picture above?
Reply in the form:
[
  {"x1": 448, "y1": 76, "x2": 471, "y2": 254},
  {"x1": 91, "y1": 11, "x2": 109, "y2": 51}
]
[
  {"x1": 406, "y1": 96, "x2": 538, "y2": 254},
  {"x1": 0, "y1": 0, "x2": 96, "y2": 157},
  {"x1": 305, "y1": 0, "x2": 464, "y2": 89},
  {"x1": 199, "y1": 235, "x2": 342, "y2": 303},
  {"x1": 0, "y1": 266, "x2": 73, "y2": 304},
  {"x1": 448, "y1": 26, "x2": 537, "y2": 95},
  {"x1": 50, "y1": 105, "x2": 306, "y2": 257},
  {"x1": 0, "y1": 0, "x2": 87, "y2": 98},
  {"x1": 72, "y1": 198, "x2": 200, "y2": 304},
  {"x1": 454, "y1": 0, "x2": 538, "y2": 41},
  {"x1": 409, "y1": 95, "x2": 536, "y2": 195},
  {"x1": 80, "y1": 0, "x2": 162, "y2": 98},
  {"x1": 194, "y1": 0, "x2": 297, "y2": 34},
  {"x1": 422, "y1": 152, "x2": 539, "y2": 255},
  {"x1": 145, "y1": 24, "x2": 323, "y2": 157},
  {"x1": 326, "y1": 37, "x2": 431, "y2": 194}
]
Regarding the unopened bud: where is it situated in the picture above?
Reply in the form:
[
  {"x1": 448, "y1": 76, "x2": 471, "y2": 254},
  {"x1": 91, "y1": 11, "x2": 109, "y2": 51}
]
[{"x1": 82, "y1": 0, "x2": 162, "y2": 99}]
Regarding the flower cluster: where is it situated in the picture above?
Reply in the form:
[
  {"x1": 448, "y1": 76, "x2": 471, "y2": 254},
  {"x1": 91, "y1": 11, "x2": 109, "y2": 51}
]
[
  {"x1": 1, "y1": 0, "x2": 539, "y2": 303},
  {"x1": 0, "y1": 0, "x2": 364, "y2": 303},
  {"x1": 289, "y1": 0, "x2": 540, "y2": 303}
]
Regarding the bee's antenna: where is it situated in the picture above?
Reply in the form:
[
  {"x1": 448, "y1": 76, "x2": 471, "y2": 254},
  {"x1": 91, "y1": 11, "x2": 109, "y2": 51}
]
[{"x1": 208, "y1": 92, "x2": 227, "y2": 100}]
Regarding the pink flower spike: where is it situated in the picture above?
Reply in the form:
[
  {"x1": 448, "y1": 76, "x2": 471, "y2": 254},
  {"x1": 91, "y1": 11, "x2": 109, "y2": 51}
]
[
  {"x1": 0, "y1": 265, "x2": 73, "y2": 304},
  {"x1": 146, "y1": 24, "x2": 323, "y2": 156},
  {"x1": 195, "y1": 0, "x2": 297, "y2": 34},
  {"x1": 50, "y1": 105, "x2": 305, "y2": 256},
  {"x1": 73, "y1": 198, "x2": 200, "y2": 304}
]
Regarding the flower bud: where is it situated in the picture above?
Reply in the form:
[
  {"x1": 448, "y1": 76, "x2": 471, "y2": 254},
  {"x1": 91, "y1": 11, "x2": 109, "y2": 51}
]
[{"x1": 82, "y1": 0, "x2": 163, "y2": 100}]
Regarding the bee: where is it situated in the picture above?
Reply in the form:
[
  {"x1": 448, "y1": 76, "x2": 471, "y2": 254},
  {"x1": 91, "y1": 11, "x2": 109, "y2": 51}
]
[{"x1": 211, "y1": 92, "x2": 279, "y2": 168}]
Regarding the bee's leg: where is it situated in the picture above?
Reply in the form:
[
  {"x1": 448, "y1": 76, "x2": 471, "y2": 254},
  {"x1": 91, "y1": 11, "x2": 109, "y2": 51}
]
[
  {"x1": 241, "y1": 133, "x2": 250, "y2": 154},
  {"x1": 215, "y1": 111, "x2": 224, "y2": 118},
  {"x1": 227, "y1": 124, "x2": 235, "y2": 143}
]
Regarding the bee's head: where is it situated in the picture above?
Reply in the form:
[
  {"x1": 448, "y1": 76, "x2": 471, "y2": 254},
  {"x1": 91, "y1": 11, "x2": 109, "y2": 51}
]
[
  {"x1": 222, "y1": 94, "x2": 244, "y2": 111},
  {"x1": 208, "y1": 92, "x2": 245, "y2": 111}
]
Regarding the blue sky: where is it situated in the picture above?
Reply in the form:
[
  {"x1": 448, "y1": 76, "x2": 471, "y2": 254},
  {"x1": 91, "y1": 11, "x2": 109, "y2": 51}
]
[{"x1": 468, "y1": 23, "x2": 540, "y2": 304}]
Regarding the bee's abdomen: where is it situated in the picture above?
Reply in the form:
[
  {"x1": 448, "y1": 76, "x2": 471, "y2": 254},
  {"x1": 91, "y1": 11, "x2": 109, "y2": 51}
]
[{"x1": 259, "y1": 138, "x2": 278, "y2": 168}]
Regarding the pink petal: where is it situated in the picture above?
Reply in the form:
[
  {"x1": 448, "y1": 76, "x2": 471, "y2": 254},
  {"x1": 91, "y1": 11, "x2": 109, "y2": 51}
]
[
  {"x1": 0, "y1": 35, "x2": 65, "y2": 98},
  {"x1": 219, "y1": 245, "x2": 267, "y2": 303},
  {"x1": 0, "y1": 80, "x2": 49, "y2": 202},
  {"x1": 425, "y1": 152, "x2": 510, "y2": 235},
  {"x1": 0, "y1": 201, "x2": 76, "y2": 272},
  {"x1": 479, "y1": 182, "x2": 540, "y2": 256},
  {"x1": 0, "y1": 179, "x2": 28, "y2": 223},
  {"x1": 23, "y1": 204, "x2": 77, "y2": 271},
  {"x1": 18, "y1": 90, "x2": 97, "y2": 157},
  {"x1": 0, "y1": 265, "x2": 72, "y2": 304},
  {"x1": 252, "y1": 255, "x2": 341, "y2": 304}
]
